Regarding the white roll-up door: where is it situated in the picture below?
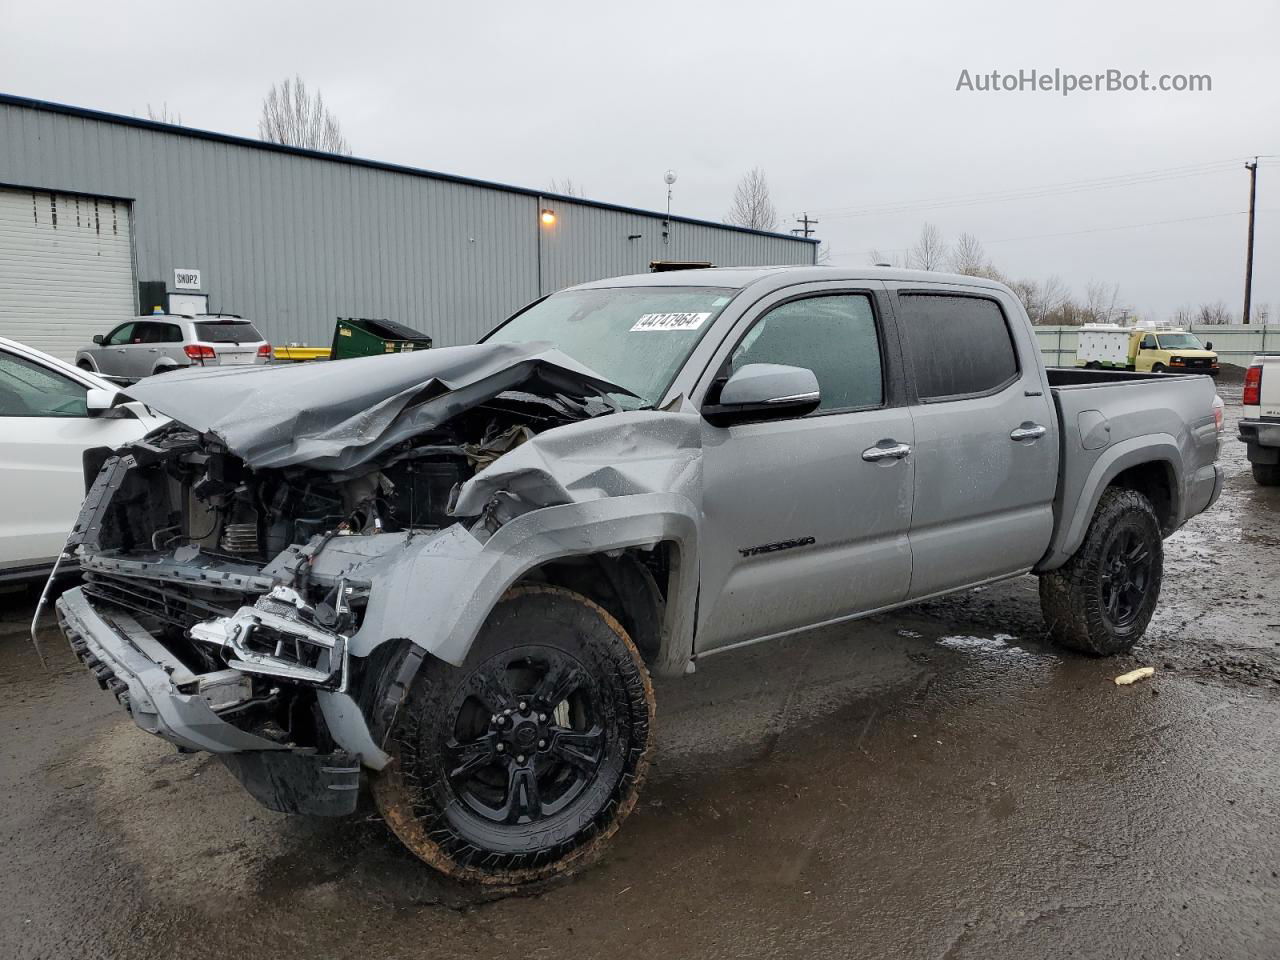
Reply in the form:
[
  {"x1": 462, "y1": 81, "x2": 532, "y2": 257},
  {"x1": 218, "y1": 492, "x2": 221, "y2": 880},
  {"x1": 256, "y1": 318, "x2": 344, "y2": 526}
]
[{"x1": 0, "y1": 187, "x2": 136, "y2": 360}]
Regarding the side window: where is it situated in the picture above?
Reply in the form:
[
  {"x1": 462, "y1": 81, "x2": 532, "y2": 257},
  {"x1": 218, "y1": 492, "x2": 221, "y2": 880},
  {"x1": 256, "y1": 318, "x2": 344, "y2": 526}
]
[
  {"x1": 137, "y1": 323, "x2": 163, "y2": 344},
  {"x1": 103, "y1": 322, "x2": 136, "y2": 346},
  {"x1": 729, "y1": 294, "x2": 883, "y2": 413},
  {"x1": 898, "y1": 295, "x2": 1018, "y2": 401},
  {"x1": 164, "y1": 323, "x2": 184, "y2": 343},
  {"x1": 1142, "y1": 335, "x2": 1157, "y2": 350},
  {"x1": 0, "y1": 351, "x2": 89, "y2": 418}
]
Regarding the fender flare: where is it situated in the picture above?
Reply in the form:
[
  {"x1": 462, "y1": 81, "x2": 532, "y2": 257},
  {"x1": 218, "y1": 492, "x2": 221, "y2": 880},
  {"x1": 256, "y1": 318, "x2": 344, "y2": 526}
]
[
  {"x1": 1037, "y1": 433, "x2": 1182, "y2": 571},
  {"x1": 351, "y1": 491, "x2": 700, "y2": 677}
]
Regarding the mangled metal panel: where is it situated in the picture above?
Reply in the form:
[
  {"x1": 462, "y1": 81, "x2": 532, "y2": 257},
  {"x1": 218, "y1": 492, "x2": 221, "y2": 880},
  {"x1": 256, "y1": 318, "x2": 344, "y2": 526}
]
[{"x1": 122, "y1": 342, "x2": 633, "y2": 472}]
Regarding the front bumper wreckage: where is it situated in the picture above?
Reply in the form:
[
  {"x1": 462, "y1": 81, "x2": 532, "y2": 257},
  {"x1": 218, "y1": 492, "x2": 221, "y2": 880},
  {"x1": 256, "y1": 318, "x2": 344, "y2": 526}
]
[
  {"x1": 56, "y1": 586, "x2": 361, "y2": 815},
  {"x1": 46, "y1": 341, "x2": 703, "y2": 818}
]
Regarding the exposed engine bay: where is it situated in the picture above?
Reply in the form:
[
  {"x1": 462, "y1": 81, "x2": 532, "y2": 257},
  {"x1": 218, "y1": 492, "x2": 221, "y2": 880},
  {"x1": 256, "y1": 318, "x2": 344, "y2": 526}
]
[{"x1": 59, "y1": 345, "x2": 650, "y2": 771}]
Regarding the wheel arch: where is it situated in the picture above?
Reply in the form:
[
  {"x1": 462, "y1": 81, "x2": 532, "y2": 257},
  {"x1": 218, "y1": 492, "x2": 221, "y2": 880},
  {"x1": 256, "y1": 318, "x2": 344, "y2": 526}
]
[
  {"x1": 351, "y1": 493, "x2": 699, "y2": 745},
  {"x1": 1037, "y1": 435, "x2": 1183, "y2": 571}
]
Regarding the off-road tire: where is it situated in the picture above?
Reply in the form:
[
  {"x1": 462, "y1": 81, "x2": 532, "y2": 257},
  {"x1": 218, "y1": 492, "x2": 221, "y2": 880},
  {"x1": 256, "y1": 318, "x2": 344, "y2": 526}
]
[
  {"x1": 373, "y1": 585, "x2": 654, "y2": 885},
  {"x1": 1038, "y1": 488, "x2": 1163, "y2": 656},
  {"x1": 1252, "y1": 463, "x2": 1280, "y2": 486}
]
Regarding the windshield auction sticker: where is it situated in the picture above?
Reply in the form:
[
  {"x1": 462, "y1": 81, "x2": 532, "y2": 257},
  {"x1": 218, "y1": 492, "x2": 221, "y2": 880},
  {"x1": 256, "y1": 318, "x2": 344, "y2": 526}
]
[{"x1": 630, "y1": 312, "x2": 711, "y2": 332}]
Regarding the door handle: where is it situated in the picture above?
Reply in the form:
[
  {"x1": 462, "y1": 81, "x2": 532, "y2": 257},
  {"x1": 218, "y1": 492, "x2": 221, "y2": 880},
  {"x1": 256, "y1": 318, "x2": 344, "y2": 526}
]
[
  {"x1": 1010, "y1": 423, "x2": 1048, "y2": 442},
  {"x1": 862, "y1": 441, "x2": 911, "y2": 462}
]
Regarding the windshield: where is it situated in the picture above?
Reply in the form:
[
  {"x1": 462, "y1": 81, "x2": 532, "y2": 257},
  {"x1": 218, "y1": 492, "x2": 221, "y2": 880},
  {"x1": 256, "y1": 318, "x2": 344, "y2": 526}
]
[
  {"x1": 486, "y1": 286, "x2": 736, "y2": 407},
  {"x1": 1157, "y1": 333, "x2": 1205, "y2": 350},
  {"x1": 195, "y1": 321, "x2": 264, "y2": 344}
]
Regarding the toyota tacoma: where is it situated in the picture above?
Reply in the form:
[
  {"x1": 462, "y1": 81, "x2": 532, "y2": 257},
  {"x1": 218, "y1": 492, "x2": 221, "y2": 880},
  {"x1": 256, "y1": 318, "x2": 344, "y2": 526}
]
[{"x1": 45, "y1": 266, "x2": 1224, "y2": 883}]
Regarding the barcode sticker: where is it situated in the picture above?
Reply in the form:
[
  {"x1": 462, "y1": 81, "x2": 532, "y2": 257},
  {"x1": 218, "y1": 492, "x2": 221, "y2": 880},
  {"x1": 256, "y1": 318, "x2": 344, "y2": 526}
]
[{"x1": 630, "y1": 312, "x2": 711, "y2": 332}]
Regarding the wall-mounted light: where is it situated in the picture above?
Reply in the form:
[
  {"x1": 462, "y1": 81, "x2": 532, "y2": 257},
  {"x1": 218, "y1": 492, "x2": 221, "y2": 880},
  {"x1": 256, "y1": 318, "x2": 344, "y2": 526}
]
[{"x1": 540, "y1": 208, "x2": 557, "y2": 226}]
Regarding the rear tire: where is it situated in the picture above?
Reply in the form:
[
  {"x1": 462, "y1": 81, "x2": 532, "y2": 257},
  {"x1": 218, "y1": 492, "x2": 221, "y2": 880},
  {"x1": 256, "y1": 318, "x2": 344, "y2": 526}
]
[
  {"x1": 1038, "y1": 489, "x2": 1163, "y2": 656},
  {"x1": 373, "y1": 585, "x2": 654, "y2": 884},
  {"x1": 1253, "y1": 463, "x2": 1280, "y2": 486}
]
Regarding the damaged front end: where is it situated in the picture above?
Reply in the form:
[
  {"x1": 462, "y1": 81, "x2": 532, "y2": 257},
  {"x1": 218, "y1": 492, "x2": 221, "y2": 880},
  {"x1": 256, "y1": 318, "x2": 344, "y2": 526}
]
[{"x1": 51, "y1": 343, "x2": 654, "y2": 816}]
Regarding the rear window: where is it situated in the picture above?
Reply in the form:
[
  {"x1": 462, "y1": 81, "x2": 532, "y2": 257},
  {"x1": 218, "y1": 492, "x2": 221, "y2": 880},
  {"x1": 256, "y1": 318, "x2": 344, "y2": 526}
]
[
  {"x1": 194, "y1": 322, "x2": 264, "y2": 344},
  {"x1": 898, "y1": 294, "x2": 1018, "y2": 401}
]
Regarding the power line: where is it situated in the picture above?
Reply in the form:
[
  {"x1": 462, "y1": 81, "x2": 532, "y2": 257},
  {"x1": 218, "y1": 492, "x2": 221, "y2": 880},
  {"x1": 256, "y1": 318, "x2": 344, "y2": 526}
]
[
  {"x1": 807, "y1": 158, "x2": 1251, "y2": 220},
  {"x1": 852, "y1": 209, "x2": 1252, "y2": 260}
]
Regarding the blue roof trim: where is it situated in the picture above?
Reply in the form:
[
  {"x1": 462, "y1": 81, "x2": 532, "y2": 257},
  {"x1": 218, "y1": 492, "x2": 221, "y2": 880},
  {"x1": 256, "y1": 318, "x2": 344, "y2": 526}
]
[{"x1": 0, "y1": 92, "x2": 818, "y2": 245}]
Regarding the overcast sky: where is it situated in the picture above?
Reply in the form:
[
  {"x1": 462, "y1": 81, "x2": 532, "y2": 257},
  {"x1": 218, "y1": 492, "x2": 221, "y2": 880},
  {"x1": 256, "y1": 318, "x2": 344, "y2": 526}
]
[{"x1": 2, "y1": 0, "x2": 1276, "y2": 320}]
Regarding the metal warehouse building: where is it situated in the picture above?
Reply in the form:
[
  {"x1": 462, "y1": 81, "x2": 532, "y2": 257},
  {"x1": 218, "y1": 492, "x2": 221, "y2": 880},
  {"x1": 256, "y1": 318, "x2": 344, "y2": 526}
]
[{"x1": 0, "y1": 94, "x2": 817, "y2": 360}]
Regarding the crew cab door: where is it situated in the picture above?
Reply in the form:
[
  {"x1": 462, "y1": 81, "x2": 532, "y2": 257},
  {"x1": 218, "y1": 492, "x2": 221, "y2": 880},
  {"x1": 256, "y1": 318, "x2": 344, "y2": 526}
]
[
  {"x1": 694, "y1": 284, "x2": 915, "y2": 653},
  {"x1": 888, "y1": 286, "x2": 1058, "y2": 598}
]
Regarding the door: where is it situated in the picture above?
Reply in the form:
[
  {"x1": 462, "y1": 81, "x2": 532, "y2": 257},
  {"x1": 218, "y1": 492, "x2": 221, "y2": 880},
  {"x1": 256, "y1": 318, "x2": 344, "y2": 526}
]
[
  {"x1": 695, "y1": 288, "x2": 915, "y2": 653},
  {"x1": 1136, "y1": 333, "x2": 1158, "y2": 372},
  {"x1": 891, "y1": 289, "x2": 1058, "y2": 599},
  {"x1": 0, "y1": 188, "x2": 136, "y2": 361},
  {"x1": 0, "y1": 347, "x2": 140, "y2": 572},
  {"x1": 135, "y1": 320, "x2": 184, "y2": 375},
  {"x1": 120, "y1": 320, "x2": 166, "y2": 377},
  {"x1": 93, "y1": 321, "x2": 138, "y2": 377}
]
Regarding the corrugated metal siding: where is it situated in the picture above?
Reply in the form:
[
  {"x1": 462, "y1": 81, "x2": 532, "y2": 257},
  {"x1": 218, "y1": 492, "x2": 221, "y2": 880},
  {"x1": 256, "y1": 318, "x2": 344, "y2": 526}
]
[{"x1": 0, "y1": 102, "x2": 814, "y2": 349}]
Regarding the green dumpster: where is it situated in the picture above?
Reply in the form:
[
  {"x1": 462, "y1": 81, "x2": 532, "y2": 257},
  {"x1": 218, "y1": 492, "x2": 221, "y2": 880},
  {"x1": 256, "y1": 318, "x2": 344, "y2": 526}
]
[{"x1": 331, "y1": 317, "x2": 433, "y2": 360}]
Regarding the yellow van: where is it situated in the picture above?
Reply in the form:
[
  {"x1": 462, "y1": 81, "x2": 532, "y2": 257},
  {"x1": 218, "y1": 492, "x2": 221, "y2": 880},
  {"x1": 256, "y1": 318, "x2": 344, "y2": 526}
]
[{"x1": 1128, "y1": 329, "x2": 1219, "y2": 376}]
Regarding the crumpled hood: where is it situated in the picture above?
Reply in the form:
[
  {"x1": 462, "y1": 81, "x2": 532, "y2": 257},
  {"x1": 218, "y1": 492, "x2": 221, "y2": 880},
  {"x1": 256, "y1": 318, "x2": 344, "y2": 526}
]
[{"x1": 123, "y1": 342, "x2": 631, "y2": 472}]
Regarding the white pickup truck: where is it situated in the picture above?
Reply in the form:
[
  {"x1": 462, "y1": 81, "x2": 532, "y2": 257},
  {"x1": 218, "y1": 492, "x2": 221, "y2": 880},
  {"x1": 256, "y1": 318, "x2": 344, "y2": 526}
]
[{"x1": 1240, "y1": 355, "x2": 1280, "y2": 485}]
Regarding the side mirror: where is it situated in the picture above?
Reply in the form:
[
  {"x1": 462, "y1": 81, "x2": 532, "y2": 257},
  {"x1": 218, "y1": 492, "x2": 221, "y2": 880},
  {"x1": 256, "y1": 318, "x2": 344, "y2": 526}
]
[
  {"x1": 1204, "y1": 341, "x2": 1213, "y2": 351},
  {"x1": 702, "y1": 363, "x2": 821, "y2": 427},
  {"x1": 85, "y1": 387, "x2": 132, "y2": 419},
  {"x1": 92, "y1": 334, "x2": 104, "y2": 345}
]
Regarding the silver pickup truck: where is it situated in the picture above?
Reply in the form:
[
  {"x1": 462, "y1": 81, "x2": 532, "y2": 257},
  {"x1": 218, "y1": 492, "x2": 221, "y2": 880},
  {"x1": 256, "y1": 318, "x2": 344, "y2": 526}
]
[{"x1": 48, "y1": 266, "x2": 1222, "y2": 884}]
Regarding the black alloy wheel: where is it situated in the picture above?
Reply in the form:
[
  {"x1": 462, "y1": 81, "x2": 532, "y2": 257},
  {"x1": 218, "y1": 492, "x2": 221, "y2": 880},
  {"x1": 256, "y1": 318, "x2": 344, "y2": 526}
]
[{"x1": 374, "y1": 585, "x2": 654, "y2": 884}]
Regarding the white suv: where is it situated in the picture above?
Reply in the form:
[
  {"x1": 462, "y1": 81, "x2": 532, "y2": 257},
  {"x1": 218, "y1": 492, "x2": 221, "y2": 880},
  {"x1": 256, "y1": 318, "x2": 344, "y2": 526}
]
[{"x1": 75, "y1": 315, "x2": 272, "y2": 381}]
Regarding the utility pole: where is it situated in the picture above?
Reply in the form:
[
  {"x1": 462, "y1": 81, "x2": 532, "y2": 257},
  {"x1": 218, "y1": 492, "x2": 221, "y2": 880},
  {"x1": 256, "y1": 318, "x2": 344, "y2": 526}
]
[
  {"x1": 792, "y1": 212, "x2": 818, "y2": 238},
  {"x1": 1243, "y1": 158, "x2": 1258, "y2": 324}
]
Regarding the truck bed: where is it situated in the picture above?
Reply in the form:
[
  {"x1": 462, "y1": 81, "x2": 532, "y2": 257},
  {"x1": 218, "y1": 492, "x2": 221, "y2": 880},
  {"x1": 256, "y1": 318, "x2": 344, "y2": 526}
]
[{"x1": 1037, "y1": 366, "x2": 1221, "y2": 570}]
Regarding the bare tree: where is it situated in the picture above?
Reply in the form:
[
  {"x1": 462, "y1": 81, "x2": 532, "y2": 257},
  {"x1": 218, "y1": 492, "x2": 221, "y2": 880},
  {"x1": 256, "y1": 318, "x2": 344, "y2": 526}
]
[
  {"x1": 1084, "y1": 281, "x2": 1123, "y2": 325},
  {"x1": 724, "y1": 167, "x2": 778, "y2": 232},
  {"x1": 949, "y1": 232, "x2": 991, "y2": 277},
  {"x1": 258, "y1": 75, "x2": 352, "y2": 155},
  {"x1": 1195, "y1": 301, "x2": 1233, "y2": 325},
  {"x1": 549, "y1": 178, "x2": 583, "y2": 197},
  {"x1": 146, "y1": 102, "x2": 182, "y2": 124},
  {"x1": 1171, "y1": 305, "x2": 1196, "y2": 326},
  {"x1": 868, "y1": 248, "x2": 907, "y2": 268},
  {"x1": 1251, "y1": 304, "x2": 1271, "y2": 324},
  {"x1": 908, "y1": 223, "x2": 948, "y2": 271}
]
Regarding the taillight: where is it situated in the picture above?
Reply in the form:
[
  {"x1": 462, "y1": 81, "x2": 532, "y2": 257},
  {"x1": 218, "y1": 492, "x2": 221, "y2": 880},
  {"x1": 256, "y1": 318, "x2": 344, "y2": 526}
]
[
  {"x1": 183, "y1": 344, "x2": 215, "y2": 362},
  {"x1": 257, "y1": 343, "x2": 273, "y2": 358},
  {"x1": 1213, "y1": 396, "x2": 1224, "y2": 433},
  {"x1": 1243, "y1": 365, "x2": 1262, "y2": 406}
]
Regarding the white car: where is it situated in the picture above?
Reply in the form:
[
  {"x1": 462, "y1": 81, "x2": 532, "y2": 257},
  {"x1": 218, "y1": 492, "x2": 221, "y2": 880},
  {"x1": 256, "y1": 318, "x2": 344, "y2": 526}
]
[{"x1": 0, "y1": 337, "x2": 160, "y2": 582}]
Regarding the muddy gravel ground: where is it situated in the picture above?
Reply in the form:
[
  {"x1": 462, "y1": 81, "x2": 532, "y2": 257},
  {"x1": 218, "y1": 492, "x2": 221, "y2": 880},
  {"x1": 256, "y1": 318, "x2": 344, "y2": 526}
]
[{"x1": 2, "y1": 388, "x2": 1276, "y2": 960}]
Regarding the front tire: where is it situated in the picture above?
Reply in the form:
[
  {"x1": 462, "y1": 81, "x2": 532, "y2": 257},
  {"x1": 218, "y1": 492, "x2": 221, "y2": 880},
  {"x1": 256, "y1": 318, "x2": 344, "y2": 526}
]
[
  {"x1": 373, "y1": 585, "x2": 654, "y2": 884},
  {"x1": 1151, "y1": 363, "x2": 1167, "y2": 374},
  {"x1": 1038, "y1": 489, "x2": 1163, "y2": 656},
  {"x1": 1253, "y1": 463, "x2": 1280, "y2": 486}
]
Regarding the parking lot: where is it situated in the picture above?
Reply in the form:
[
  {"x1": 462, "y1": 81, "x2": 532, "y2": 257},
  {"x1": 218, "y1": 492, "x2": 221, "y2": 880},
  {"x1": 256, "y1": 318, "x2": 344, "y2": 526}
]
[{"x1": 1, "y1": 382, "x2": 1276, "y2": 960}]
